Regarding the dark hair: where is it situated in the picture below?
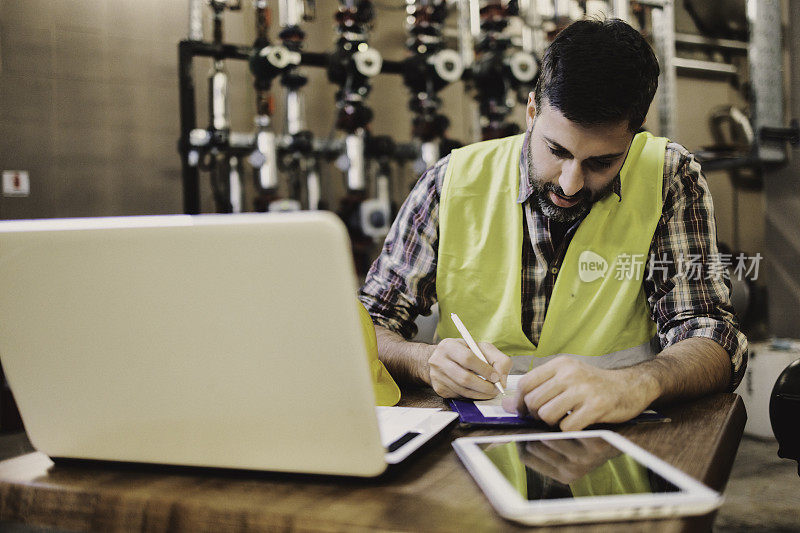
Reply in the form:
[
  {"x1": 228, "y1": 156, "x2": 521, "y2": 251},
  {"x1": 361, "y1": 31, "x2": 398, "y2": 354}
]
[{"x1": 533, "y1": 18, "x2": 660, "y2": 132}]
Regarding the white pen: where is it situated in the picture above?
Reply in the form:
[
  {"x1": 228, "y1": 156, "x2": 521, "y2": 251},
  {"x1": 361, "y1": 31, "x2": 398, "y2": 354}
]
[{"x1": 450, "y1": 313, "x2": 506, "y2": 395}]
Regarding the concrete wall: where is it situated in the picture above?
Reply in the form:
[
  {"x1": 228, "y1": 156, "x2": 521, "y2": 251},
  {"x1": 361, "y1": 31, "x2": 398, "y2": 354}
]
[
  {"x1": 0, "y1": 0, "x2": 471, "y2": 219},
  {"x1": 0, "y1": 0, "x2": 190, "y2": 218}
]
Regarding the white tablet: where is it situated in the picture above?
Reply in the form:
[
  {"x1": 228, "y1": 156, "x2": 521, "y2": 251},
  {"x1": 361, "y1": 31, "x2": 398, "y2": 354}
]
[{"x1": 452, "y1": 430, "x2": 723, "y2": 526}]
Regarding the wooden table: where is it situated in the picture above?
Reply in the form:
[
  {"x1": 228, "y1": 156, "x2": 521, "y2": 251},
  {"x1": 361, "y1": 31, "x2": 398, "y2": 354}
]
[{"x1": 0, "y1": 390, "x2": 745, "y2": 532}]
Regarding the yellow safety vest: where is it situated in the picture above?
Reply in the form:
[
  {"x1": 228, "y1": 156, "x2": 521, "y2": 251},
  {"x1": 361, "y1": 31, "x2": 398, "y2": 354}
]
[
  {"x1": 570, "y1": 454, "x2": 652, "y2": 496},
  {"x1": 358, "y1": 301, "x2": 401, "y2": 406},
  {"x1": 436, "y1": 132, "x2": 666, "y2": 362}
]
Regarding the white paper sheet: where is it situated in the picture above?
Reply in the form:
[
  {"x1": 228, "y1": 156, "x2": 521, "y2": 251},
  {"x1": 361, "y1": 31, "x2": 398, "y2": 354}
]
[{"x1": 474, "y1": 374, "x2": 523, "y2": 417}]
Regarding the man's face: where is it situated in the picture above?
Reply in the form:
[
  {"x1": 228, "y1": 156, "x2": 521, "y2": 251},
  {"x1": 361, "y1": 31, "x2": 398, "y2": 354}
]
[{"x1": 526, "y1": 99, "x2": 635, "y2": 223}]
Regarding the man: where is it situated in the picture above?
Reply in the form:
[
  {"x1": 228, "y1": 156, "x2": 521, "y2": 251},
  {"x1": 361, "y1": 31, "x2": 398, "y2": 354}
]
[{"x1": 359, "y1": 18, "x2": 747, "y2": 431}]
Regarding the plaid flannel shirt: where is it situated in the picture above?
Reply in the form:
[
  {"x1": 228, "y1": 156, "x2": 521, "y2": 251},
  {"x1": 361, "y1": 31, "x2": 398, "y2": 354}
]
[{"x1": 359, "y1": 132, "x2": 748, "y2": 390}]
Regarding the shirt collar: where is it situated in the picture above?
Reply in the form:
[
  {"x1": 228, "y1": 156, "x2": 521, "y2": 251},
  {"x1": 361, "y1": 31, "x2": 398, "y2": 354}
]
[{"x1": 517, "y1": 128, "x2": 623, "y2": 205}]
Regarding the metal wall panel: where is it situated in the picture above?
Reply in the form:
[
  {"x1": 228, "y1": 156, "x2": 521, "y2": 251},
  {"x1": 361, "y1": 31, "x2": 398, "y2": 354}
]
[{"x1": 764, "y1": 1, "x2": 800, "y2": 337}]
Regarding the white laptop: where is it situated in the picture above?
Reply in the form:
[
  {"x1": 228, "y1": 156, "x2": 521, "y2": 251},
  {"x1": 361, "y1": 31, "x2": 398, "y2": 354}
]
[{"x1": 0, "y1": 212, "x2": 456, "y2": 477}]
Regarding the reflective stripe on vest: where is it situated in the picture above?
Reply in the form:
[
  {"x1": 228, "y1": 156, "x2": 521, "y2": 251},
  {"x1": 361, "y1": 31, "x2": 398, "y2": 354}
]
[{"x1": 436, "y1": 132, "x2": 667, "y2": 365}]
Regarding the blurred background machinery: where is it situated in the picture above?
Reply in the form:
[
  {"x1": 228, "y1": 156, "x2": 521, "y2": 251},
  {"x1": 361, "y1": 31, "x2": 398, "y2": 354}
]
[{"x1": 175, "y1": 1, "x2": 797, "y2": 328}]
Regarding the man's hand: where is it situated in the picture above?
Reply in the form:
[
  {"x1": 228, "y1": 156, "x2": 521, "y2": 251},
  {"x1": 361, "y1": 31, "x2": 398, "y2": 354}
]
[
  {"x1": 501, "y1": 356, "x2": 660, "y2": 431},
  {"x1": 427, "y1": 338, "x2": 512, "y2": 399},
  {"x1": 376, "y1": 323, "x2": 729, "y2": 417}
]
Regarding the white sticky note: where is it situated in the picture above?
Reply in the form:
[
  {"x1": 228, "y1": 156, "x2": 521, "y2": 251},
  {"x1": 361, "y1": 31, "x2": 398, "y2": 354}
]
[{"x1": 474, "y1": 374, "x2": 523, "y2": 417}]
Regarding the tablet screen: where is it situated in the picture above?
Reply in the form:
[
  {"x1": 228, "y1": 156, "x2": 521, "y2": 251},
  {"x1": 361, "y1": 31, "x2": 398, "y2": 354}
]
[{"x1": 478, "y1": 437, "x2": 680, "y2": 501}]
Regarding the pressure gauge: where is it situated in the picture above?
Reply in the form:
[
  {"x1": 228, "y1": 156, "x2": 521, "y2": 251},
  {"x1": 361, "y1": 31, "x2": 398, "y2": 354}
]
[
  {"x1": 259, "y1": 45, "x2": 301, "y2": 69},
  {"x1": 508, "y1": 51, "x2": 537, "y2": 83},
  {"x1": 429, "y1": 49, "x2": 464, "y2": 83},
  {"x1": 353, "y1": 47, "x2": 383, "y2": 77}
]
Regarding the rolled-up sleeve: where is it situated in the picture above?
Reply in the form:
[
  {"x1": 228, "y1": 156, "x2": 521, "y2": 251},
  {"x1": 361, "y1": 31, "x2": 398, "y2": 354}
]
[
  {"x1": 358, "y1": 155, "x2": 449, "y2": 339},
  {"x1": 644, "y1": 144, "x2": 748, "y2": 391}
]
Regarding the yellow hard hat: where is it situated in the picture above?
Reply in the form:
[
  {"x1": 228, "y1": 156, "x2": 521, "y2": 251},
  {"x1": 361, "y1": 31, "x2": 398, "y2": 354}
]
[{"x1": 357, "y1": 301, "x2": 401, "y2": 406}]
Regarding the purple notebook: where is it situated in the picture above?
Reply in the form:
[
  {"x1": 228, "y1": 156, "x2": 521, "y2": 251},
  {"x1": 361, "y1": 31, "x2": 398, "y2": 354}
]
[{"x1": 448, "y1": 399, "x2": 670, "y2": 428}]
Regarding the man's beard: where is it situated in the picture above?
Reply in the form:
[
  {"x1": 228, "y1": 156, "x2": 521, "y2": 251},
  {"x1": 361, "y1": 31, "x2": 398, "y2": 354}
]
[{"x1": 528, "y1": 156, "x2": 615, "y2": 224}]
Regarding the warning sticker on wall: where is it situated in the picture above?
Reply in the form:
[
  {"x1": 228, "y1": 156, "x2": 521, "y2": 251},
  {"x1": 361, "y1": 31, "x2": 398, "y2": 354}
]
[{"x1": 2, "y1": 170, "x2": 30, "y2": 197}]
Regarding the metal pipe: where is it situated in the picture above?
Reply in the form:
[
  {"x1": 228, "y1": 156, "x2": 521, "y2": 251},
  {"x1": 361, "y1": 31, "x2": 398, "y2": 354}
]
[
  {"x1": 674, "y1": 32, "x2": 748, "y2": 52},
  {"x1": 518, "y1": 0, "x2": 536, "y2": 53},
  {"x1": 651, "y1": 0, "x2": 677, "y2": 139},
  {"x1": 188, "y1": 0, "x2": 204, "y2": 41},
  {"x1": 286, "y1": 90, "x2": 305, "y2": 135},
  {"x1": 345, "y1": 130, "x2": 366, "y2": 191},
  {"x1": 748, "y1": 0, "x2": 786, "y2": 162},
  {"x1": 421, "y1": 141, "x2": 439, "y2": 171},
  {"x1": 456, "y1": 0, "x2": 476, "y2": 69},
  {"x1": 180, "y1": 40, "x2": 252, "y2": 61},
  {"x1": 468, "y1": 0, "x2": 480, "y2": 41},
  {"x1": 298, "y1": 51, "x2": 403, "y2": 74},
  {"x1": 255, "y1": 0, "x2": 269, "y2": 44},
  {"x1": 279, "y1": 0, "x2": 304, "y2": 27},
  {"x1": 672, "y1": 57, "x2": 738, "y2": 77},
  {"x1": 179, "y1": 41, "x2": 201, "y2": 214},
  {"x1": 229, "y1": 156, "x2": 243, "y2": 213},
  {"x1": 255, "y1": 125, "x2": 279, "y2": 191},
  {"x1": 210, "y1": 61, "x2": 231, "y2": 132},
  {"x1": 306, "y1": 163, "x2": 321, "y2": 210},
  {"x1": 376, "y1": 173, "x2": 389, "y2": 205},
  {"x1": 610, "y1": 0, "x2": 629, "y2": 21},
  {"x1": 213, "y1": 11, "x2": 224, "y2": 46}
]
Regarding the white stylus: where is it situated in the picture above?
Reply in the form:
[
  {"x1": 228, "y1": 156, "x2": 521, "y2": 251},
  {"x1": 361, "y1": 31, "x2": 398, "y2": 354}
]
[{"x1": 450, "y1": 313, "x2": 506, "y2": 395}]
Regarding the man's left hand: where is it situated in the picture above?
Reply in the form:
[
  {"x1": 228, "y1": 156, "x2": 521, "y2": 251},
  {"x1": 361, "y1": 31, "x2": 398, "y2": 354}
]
[{"x1": 501, "y1": 356, "x2": 660, "y2": 431}]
